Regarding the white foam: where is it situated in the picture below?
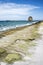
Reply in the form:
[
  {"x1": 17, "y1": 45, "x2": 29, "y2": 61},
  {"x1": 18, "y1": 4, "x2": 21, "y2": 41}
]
[{"x1": 0, "y1": 21, "x2": 39, "y2": 32}]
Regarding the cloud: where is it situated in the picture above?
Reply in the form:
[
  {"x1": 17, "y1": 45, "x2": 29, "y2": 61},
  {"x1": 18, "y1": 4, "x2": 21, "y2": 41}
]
[{"x1": 0, "y1": 3, "x2": 39, "y2": 20}]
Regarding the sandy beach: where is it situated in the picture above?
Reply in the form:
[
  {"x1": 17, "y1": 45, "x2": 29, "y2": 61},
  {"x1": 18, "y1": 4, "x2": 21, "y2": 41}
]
[
  {"x1": 0, "y1": 21, "x2": 43, "y2": 64},
  {"x1": 0, "y1": 21, "x2": 41, "y2": 47}
]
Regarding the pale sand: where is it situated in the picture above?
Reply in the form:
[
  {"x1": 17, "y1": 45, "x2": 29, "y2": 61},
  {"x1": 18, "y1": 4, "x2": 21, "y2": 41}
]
[
  {"x1": 0, "y1": 21, "x2": 43, "y2": 65},
  {"x1": 0, "y1": 24, "x2": 39, "y2": 47},
  {"x1": 0, "y1": 21, "x2": 43, "y2": 51}
]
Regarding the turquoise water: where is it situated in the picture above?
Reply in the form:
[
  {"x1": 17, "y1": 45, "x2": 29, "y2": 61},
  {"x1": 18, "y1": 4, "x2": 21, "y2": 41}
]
[{"x1": 0, "y1": 20, "x2": 39, "y2": 31}]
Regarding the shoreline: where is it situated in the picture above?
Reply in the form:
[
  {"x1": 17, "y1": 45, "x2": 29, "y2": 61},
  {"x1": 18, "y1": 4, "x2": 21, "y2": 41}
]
[
  {"x1": 0, "y1": 21, "x2": 41, "y2": 32},
  {"x1": 0, "y1": 21, "x2": 41, "y2": 36},
  {"x1": 0, "y1": 21, "x2": 43, "y2": 64}
]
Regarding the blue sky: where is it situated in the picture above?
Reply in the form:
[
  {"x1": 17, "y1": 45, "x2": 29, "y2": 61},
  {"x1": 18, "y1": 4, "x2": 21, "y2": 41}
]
[{"x1": 0, "y1": 0, "x2": 43, "y2": 20}]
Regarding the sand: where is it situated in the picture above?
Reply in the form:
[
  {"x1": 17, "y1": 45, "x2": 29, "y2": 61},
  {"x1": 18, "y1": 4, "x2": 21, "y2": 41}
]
[
  {"x1": 0, "y1": 22, "x2": 41, "y2": 47},
  {"x1": 0, "y1": 21, "x2": 43, "y2": 64}
]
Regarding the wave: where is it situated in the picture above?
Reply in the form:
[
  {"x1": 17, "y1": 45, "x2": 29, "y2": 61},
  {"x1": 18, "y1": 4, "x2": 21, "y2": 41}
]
[{"x1": 0, "y1": 21, "x2": 39, "y2": 32}]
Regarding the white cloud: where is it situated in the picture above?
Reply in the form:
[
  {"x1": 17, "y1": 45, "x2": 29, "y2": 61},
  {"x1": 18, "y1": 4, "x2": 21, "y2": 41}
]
[{"x1": 0, "y1": 3, "x2": 39, "y2": 20}]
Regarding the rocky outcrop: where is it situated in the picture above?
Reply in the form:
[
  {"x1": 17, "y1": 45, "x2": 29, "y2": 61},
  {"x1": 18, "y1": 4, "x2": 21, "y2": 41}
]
[
  {"x1": 4, "y1": 53, "x2": 22, "y2": 63},
  {"x1": 28, "y1": 16, "x2": 33, "y2": 21},
  {"x1": 0, "y1": 48, "x2": 6, "y2": 55}
]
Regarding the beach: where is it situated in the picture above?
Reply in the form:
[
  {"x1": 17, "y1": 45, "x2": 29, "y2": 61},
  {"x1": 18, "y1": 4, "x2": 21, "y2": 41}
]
[
  {"x1": 0, "y1": 21, "x2": 41, "y2": 47},
  {"x1": 0, "y1": 21, "x2": 43, "y2": 65}
]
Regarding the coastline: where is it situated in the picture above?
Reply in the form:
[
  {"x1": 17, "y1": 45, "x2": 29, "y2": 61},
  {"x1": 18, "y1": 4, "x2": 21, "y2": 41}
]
[
  {"x1": 0, "y1": 21, "x2": 43, "y2": 64},
  {"x1": 0, "y1": 21, "x2": 42, "y2": 47},
  {"x1": 0, "y1": 21, "x2": 41, "y2": 36}
]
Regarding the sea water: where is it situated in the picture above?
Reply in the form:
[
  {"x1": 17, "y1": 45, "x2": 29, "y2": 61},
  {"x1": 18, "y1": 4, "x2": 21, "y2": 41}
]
[{"x1": 0, "y1": 20, "x2": 39, "y2": 31}]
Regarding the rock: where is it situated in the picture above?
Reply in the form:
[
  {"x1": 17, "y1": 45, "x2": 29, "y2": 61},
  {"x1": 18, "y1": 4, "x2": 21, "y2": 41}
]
[
  {"x1": 28, "y1": 16, "x2": 33, "y2": 21},
  {"x1": 0, "y1": 34, "x2": 5, "y2": 38},
  {"x1": 29, "y1": 37, "x2": 34, "y2": 40},
  {"x1": 0, "y1": 48, "x2": 6, "y2": 55},
  {"x1": 4, "y1": 53, "x2": 22, "y2": 63}
]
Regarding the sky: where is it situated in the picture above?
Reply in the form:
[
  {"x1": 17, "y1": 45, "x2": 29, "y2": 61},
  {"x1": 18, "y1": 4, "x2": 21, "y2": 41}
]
[{"x1": 0, "y1": 0, "x2": 43, "y2": 20}]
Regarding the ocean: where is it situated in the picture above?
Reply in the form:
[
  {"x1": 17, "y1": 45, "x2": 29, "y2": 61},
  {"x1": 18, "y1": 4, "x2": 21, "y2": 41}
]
[{"x1": 0, "y1": 20, "x2": 39, "y2": 31}]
